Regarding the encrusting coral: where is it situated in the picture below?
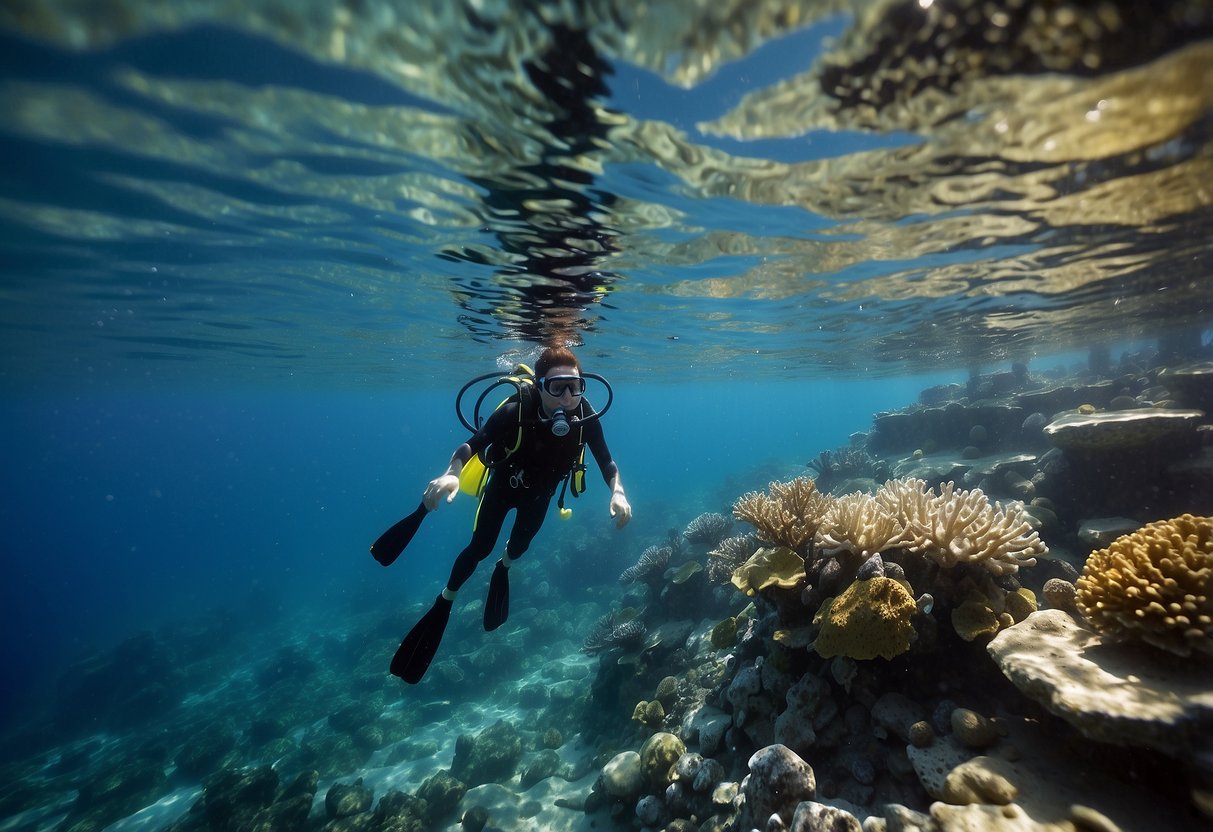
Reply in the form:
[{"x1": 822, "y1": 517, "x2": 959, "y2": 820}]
[
  {"x1": 733, "y1": 477, "x2": 832, "y2": 554},
  {"x1": 813, "y1": 577, "x2": 917, "y2": 660},
  {"x1": 1075, "y1": 514, "x2": 1213, "y2": 657}
]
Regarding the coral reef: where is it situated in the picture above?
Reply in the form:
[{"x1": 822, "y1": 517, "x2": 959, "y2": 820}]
[
  {"x1": 732, "y1": 476, "x2": 831, "y2": 554},
  {"x1": 899, "y1": 480, "x2": 1045, "y2": 575},
  {"x1": 1075, "y1": 514, "x2": 1213, "y2": 657},
  {"x1": 706, "y1": 533, "x2": 759, "y2": 584},
  {"x1": 582, "y1": 610, "x2": 647, "y2": 654},
  {"x1": 816, "y1": 492, "x2": 905, "y2": 559},
  {"x1": 618, "y1": 544, "x2": 672, "y2": 586},
  {"x1": 683, "y1": 512, "x2": 732, "y2": 547}
]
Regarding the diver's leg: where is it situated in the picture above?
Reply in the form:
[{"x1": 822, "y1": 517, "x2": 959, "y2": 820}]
[
  {"x1": 390, "y1": 479, "x2": 512, "y2": 683},
  {"x1": 484, "y1": 487, "x2": 554, "y2": 631},
  {"x1": 446, "y1": 477, "x2": 512, "y2": 593}
]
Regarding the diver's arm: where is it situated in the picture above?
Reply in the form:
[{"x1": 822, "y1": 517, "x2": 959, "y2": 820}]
[
  {"x1": 423, "y1": 405, "x2": 511, "y2": 511},
  {"x1": 607, "y1": 471, "x2": 631, "y2": 529},
  {"x1": 586, "y1": 422, "x2": 631, "y2": 528},
  {"x1": 423, "y1": 446, "x2": 467, "y2": 511}
]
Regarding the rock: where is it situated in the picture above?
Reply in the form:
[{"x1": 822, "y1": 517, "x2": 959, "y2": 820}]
[
  {"x1": 325, "y1": 780, "x2": 372, "y2": 819},
  {"x1": 686, "y1": 706, "x2": 732, "y2": 755},
  {"x1": 416, "y1": 770, "x2": 466, "y2": 824},
  {"x1": 640, "y1": 732, "x2": 686, "y2": 789},
  {"x1": 1076, "y1": 517, "x2": 1141, "y2": 549},
  {"x1": 775, "y1": 673, "x2": 832, "y2": 753},
  {"x1": 450, "y1": 720, "x2": 522, "y2": 787},
  {"x1": 988, "y1": 610, "x2": 1213, "y2": 757},
  {"x1": 790, "y1": 800, "x2": 862, "y2": 831},
  {"x1": 950, "y1": 709, "x2": 999, "y2": 750},
  {"x1": 941, "y1": 757, "x2": 1018, "y2": 804},
  {"x1": 870, "y1": 693, "x2": 926, "y2": 743},
  {"x1": 906, "y1": 735, "x2": 972, "y2": 799},
  {"x1": 693, "y1": 758, "x2": 726, "y2": 793},
  {"x1": 907, "y1": 721, "x2": 934, "y2": 748},
  {"x1": 739, "y1": 745, "x2": 816, "y2": 828},
  {"x1": 1042, "y1": 408, "x2": 1204, "y2": 451},
  {"x1": 520, "y1": 750, "x2": 562, "y2": 789},
  {"x1": 601, "y1": 751, "x2": 643, "y2": 800},
  {"x1": 635, "y1": 794, "x2": 665, "y2": 826}
]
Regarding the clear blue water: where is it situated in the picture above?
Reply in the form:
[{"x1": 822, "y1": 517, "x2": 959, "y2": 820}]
[{"x1": 1, "y1": 3, "x2": 1212, "y2": 828}]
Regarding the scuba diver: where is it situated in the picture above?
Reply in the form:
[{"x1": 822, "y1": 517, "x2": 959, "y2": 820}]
[{"x1": 373, "y1": 345, "x2": 631, "y2": 683}]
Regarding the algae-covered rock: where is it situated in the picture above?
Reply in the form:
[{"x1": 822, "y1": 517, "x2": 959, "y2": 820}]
[
  {"x1": 639, "y1": 732, "x2": 685, "y2": 789},
  {"x1": 601, "y1": 751, "x2": 643, "y2": 800},
  {"x1": 450, "y1": 720, "x2": 521, "y2": 787},
  {"x1": 710, "y1": 617, "x2": 738, "y2": 649},
  {"x1": 951, "y1": 599, "x2": 1001, "y2": 642},
  {"x1": 325, "y1": 779, "x2": 372, "y2": 819}
]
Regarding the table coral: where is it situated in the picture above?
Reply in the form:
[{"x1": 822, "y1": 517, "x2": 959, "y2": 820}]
[
  {"x1": 730, "y1": 546, "x2": 806, "y2": 597},
  {"x1": 1075, "y1": 513, "x2": 1213, "y2": 657},
  {"x1": 813, "y1": 577, "x2": 916, "y2": 660}
]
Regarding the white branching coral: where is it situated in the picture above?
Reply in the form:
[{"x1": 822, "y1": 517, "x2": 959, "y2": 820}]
[
  {"x1": 816, "y1": 492, "x2": 905, "y2": 559},
  {"x1": 901, "y1": 481, "x2": 1044, "y2": 575}
]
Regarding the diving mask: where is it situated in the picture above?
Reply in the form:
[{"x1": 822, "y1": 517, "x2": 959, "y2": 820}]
[{"x1": 538, "y1": 375, "x2": 585, "y2": 398}]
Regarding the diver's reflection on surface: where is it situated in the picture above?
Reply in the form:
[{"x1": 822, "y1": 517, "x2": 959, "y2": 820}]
[{"x1": 439, "y1": 24, "x2": 621, "y2": 346}]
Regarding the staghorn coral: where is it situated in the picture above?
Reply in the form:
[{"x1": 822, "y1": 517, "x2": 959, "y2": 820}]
[
  {"x1": 583, "y1": 611, "x2": 648, "y2": 655},
  {"x1": 684, "y1": 512, "x2": 733, "y2": 546},
  {"x1": 816, "y1": 492, "x2": 906, "y2": 559},
  {"x1": 1075, "y1": 514, "x2": 1213, "y2": 657},
  {"x1": 733, "y1": 476, "x2": 833, "y2": 554},
  {"x1": 813, "y1": 577, "x2": 917, "y2": 661},
  {"x1": 619, "y1": 545, "x2": 672, "y2": 586},
  {"x1": 900, "y1": 481, "x2": 1045, "y2": 575},
  {"x1": 707, "y1": 533, "x2": 760, "y2": 584}
]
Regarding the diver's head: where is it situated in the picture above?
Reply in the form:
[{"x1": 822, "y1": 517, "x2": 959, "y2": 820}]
[{"x1": 535, "y1": 346, "x2": 585, "y2": 433}]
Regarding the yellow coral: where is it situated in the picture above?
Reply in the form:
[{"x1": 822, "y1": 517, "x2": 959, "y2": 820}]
[
  {"x1": 733, "y1": 477, "x2": 832, "y2": 553},
  {"x1": 1075, "y1": 514, "x2": 1213, "y2": 657},
  {"x1": 816, "y1": 492, "x2": 905, "y2": 558},
  {"x1": 730, "y1": 546, "x2": 806, "y2": 596},
  {"x1": 813, "y1": 577, "x2": 916, "y2": 660},
  {"x1": 951, "y1": 599, "x2": 1001, "y2": 641}
]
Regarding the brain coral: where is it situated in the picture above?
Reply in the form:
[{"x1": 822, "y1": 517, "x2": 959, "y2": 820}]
[
  {"x1": 813, "y1": 577, "x2": 916, "y2": 660},
  {"x1": 1075, "y1": 514, "x2": 1213, "y2": 657}
]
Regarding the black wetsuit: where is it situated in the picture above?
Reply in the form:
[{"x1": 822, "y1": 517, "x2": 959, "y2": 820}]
[{"x1": 445, "y1": 394, "x2": 618, "y2": 592}]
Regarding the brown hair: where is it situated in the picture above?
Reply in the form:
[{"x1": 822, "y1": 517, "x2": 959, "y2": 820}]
[{"x1": 535, "y1": 345, "x2": 581, "y2": 378}]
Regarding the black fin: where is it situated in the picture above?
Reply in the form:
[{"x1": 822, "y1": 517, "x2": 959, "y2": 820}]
[
  {"x1": 484, "y1": 562, "x2": 510, "y2": 632},
  {"x1": 390, "y1": 596, "x2": 452, "y2": 684},
  {"x1": 370, "y1": 501, "x2": 428, "y2": 566}
]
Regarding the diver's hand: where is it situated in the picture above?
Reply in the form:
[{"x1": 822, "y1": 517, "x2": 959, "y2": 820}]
[
  {"x1": 423, "y1": 474, "x2": 460, "y2": 511},
  {"x1": 609, "y1": 491, "x2": 632, "y2": 529}
]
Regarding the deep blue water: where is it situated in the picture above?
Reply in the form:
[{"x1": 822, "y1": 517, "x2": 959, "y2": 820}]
[{"x1": 0, "y1": 374, "x2": 950, "y2": 721}]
